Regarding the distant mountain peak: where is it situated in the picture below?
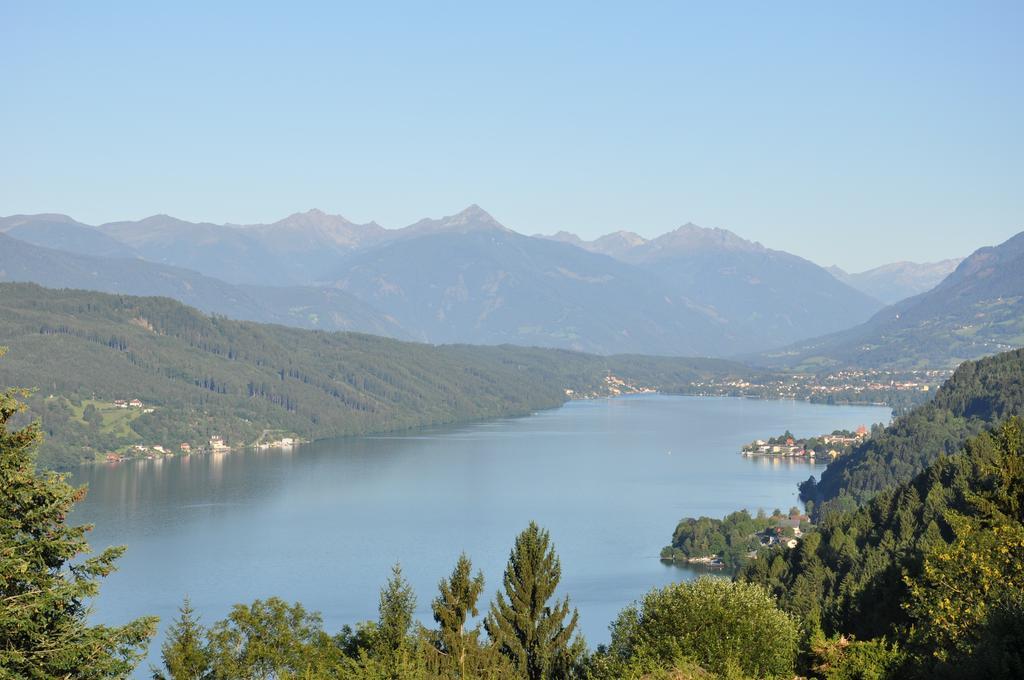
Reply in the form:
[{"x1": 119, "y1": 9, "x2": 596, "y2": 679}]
[
  {"x1": 0, "y1": 213, "x2": 80, "y2": 229},
  {"x1": 542, "y1": 230, "x2": 586, "y2": 245},
  {"x1": 829, "y1": 258, "x2": 966, "y2": 304},
  {"x1": 535, "y1": 229, "x2": 648, "y2": 259},
  {"x1": 447, "y1": 204, "x2": 502, "y2": 227},
  {"x1": 594, "y1": 230, "x2": 647, "y2": 247},
  {"x1": 643, "y1": 222, "x2": 762, "y2": 257},
  {"x1": 269, "y1": 209, "x2": 358, "y2": 229},
  {"x1": 131, "y1": 214, "x2": 199, "y2": 228},
  {"x1": 401, "y1": 205, "x2": 510, "y2": 237}
]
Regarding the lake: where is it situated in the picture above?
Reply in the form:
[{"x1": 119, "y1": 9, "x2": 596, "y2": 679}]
[{"x1": 72, "y1": 395, "x2": 890, "y2": 670}]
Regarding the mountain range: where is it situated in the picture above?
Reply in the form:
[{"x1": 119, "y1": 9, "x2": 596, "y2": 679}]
[
  {"x1": 0, "y1": 233, "x2": 406, "y2": 337},
  {"x1": 1, "y1": 207, "x2": 887, "y2": 357},
  {"x1": 762, "y1": 231, "x2": 1024, "y2": 370},
  {"x1": 826, "y1": 259, "x2": 963, "y2": 304}
]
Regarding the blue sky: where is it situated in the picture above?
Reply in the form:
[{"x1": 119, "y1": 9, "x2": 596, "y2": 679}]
[{"x1": 2, "y1": 2, "x2": 1021, "y2": 270}]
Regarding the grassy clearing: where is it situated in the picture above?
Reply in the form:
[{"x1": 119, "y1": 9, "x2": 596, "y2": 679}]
[{"x1": 67, "y1": 398, "x2": 146, "y2": 438}]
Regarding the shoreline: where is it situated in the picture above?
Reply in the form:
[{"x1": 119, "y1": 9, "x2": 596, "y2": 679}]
[{"x1": 79, "y1": 391, "x2": 896, "y2": 468}]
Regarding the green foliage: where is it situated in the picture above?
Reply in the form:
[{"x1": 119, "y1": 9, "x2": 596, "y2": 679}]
[
  {"x1": 147, "y1": 527, "x2": 591, "y2": 680},
  {"x1": 375, "y1": 563, "x2": 417, "y2": 677},
  {"x1": 485, "y1": 522, "x2": 582, "y2": 680},
  {"x1": 743, "y1": 417, "x2": 1024, "y2": 677},
  {"x1": 599, "y1": 578, "x2": 798, "y2": 679},
  {"x1": 661, "y1": 509, "x2": 782, "y2": 569},
  {"x1": 152, "y1": 598, "x2": 210, "y2": 680},
  {"x1": 584, "y1": 653, "x2": 716, "y2": 680},
  {"x1": 807, "y1": 633, "x2": 906, "y2": 680},
  {"x1": 0, "y1": 348, "x2": 157, "y2": 677},
  {"x1": 204, "y1": 597, "x2": 341, "y2": 678},
  {"x1": 900, "y1": 419, "x2": 1024, "y2": 675},
  {"x1": 0, "y1": 283, "x2": 743, "y2": 470},
  {"x1": 805, "y1": 348, "x2": 1024, "y2": 510},
  {"x1": 430, "y1": 554, "x2": 486, "y2": 679}
]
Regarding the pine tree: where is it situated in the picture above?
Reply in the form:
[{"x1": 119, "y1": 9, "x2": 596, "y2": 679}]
[
  {"x1": 153, "y1": 597, "x2": 210, "y2": 680},
  {"x1": 0, "y1": 348, "x2": 157, "y2": 677},
  {"x1": 485, "y1": 522, "x2": 581, "y2": 680},
  {"x1": 432, "y1": 553, "x2": 485, "y2": 678},
  {"x1": 376, "y1": 562, "x2": 417, "y2": 677}
]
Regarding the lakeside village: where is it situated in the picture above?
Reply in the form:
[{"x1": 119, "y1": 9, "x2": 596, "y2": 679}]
[
  {"x1": 97, "y1": 398, "x2": 303, "y2": 464},
  {"x1": 571, "y1": 369, "x2": 951, "y2": 413},
  {"x1": 682, "y1": 368, "x2": 950, "y2": 413},
  {"x1": 564, "y1": 374, "x2": 658, "y2": 399},
  {"x1": 740, "y1": 426, "x2": 870, "y2": 461}
]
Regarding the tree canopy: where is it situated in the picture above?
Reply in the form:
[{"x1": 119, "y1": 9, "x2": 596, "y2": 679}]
[{"x1": 0, "y1": 347, "x2": 156, "y2": 677}]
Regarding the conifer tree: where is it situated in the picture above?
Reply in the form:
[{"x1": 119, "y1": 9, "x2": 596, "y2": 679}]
[
  {"x1": 0, "y1": 348, "x2": 157, "y2": 677},
  {"x1": 432, "y1": 553, "x2": 485, "y2": 678},
  {"x1": 153, "y1": 597, "x2": 210, "y2": 680},
  {"x1": 376, "y1": 562, "x2": 417, "y2": 677},
  {"x1": 485, "y1": 522, "x2": 581, "y2": 680}
]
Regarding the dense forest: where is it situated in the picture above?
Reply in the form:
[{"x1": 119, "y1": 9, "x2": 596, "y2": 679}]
[
  {"x1": 741, "y1": 418, "x2": 1024, "y2": 677},
  {"x1": 0, "y1": 283, "x2": 744, "y2": 470},
  {"x1": 800, "y1": 348, "x2": 1024, "y2": 511}
]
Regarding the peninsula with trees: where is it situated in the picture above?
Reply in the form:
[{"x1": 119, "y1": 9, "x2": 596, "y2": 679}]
[{"x1": 740, "y1": 426, "x2": 869, "y2": 461}]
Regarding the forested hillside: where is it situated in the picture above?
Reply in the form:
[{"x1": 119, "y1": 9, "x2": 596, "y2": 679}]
[
  {"x1": 801, "y1": 348, "x2": 1024, "y2": 509},
  {"x1": 0, "y1": 283, "x2": 743, "y2": 470},
  {"x1": 742, "y1": 418, "x2": 1024, "y2": 677}
]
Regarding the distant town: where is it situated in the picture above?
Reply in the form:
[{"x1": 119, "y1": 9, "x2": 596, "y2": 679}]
[
  {"x1": 564, "y1": 374, "x2": 658, "y2": 399},
  {"x1": 565, "y1": 368, "x2": 950, "y2": 414},
  {"x1": 679, "y1": 368, "x2": 951, "y2": 413},
  {"x1": 740, "y1": 427, "x2": 869, "y2": 461}
]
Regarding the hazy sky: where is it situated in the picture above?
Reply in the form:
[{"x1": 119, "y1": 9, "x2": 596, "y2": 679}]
[{"x1": 2, "y1": 2, "x2": 1021, "y2": 270}]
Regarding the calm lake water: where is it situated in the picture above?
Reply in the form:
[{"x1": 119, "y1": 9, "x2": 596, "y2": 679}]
[{"x1": 72, "y1": 395, "x2": 889, "y2": 670}]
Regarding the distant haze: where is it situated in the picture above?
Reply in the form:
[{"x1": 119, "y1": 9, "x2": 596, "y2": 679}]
[{"x1": 0, "y1": 207, "x2": 891, "y2": 357}]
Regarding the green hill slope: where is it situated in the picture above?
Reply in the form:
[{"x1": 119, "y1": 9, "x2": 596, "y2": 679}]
[
  {"x1": 801, "y1": 348, "x2": 1024, "y2": 508},
  {"x1": 0, "y1": 283, "x2": 744, "y2": 469},
  {"x1": 760, "y1": 231, "x2": 1024, "y2": 370},
  {"x1": 741, "y1": 416, "x2": 1024, "y2": 675}
]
